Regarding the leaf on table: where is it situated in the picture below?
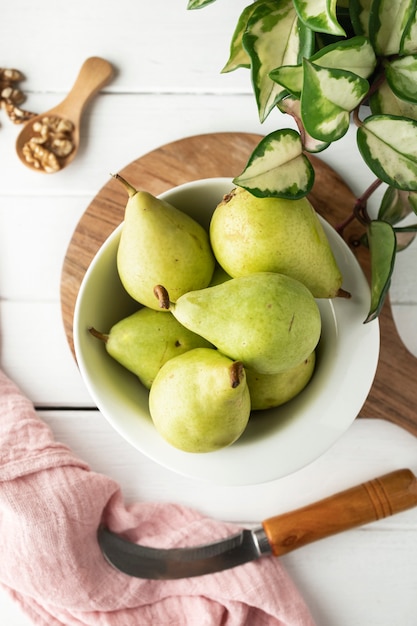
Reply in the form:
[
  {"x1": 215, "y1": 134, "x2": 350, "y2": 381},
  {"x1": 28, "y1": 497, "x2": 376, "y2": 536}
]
[
  {"x1": 301, "y1": 59, "x2": 369, "y2": 142},
  {"x1": 365, "y1": 219, "x2": 396, "y2": 323},
  {"x1": 278, "y1": 96, "x2": 330, "y2": 153},
  {"x1": 233, "y1": 129, "x2": 315, "y2": 198},
  {"x1": 357, "y1": 115, "x2": 417, "y2": 190},
  {"x1": 385, "y1": 55, "x2": 417, "y2": 104},
  {"x1": 349, "y1": 0, "x2": 372, "y2": 37},
  {"x1": 370, "y1": 81, "x2": 417, "y2": 120},
  {"x1": 369, "y1": 0, "x2": 416, "y2": 56},
  {"x1": 292, "y1": 0, "x2": 345, "y2": 35},
  {"x1": 243, "y1": 0, "x2": 314, "y2": 122},
  {"x1": 222, "y1": 2, "x2": 260, "y2": 73}
]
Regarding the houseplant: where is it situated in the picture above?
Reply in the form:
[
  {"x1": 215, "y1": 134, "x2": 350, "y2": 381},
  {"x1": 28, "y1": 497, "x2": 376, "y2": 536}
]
[{"x1": 187, "y1": 0, "x2": 417, "y2": 322}]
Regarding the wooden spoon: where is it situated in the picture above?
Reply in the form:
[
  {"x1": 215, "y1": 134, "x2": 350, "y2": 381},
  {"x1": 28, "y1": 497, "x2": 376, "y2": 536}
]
[{"x1": 16, "y1": 56, "x2": 114, "y2": 173}]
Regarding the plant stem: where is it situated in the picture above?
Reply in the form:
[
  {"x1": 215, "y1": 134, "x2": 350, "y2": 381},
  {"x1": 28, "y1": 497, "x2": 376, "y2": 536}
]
[{"x1": 335, "y1": 178, "x2": 383, "y2": 237}]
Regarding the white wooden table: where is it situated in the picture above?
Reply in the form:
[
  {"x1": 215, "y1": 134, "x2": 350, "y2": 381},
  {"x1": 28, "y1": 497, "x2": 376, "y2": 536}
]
[{"x1": 1, "y1": 2, "x2": 417, "y2": 624}]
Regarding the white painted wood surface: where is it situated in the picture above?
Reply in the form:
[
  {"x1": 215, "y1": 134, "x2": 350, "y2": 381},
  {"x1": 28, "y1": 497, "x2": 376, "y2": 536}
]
[{"x1": 1, "y1": 2, "x2": 417, "y2": 624}]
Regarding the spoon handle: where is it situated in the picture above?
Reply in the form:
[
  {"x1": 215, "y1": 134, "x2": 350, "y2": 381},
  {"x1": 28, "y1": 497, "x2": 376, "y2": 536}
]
[{"x1": 57, "y1": 56, "x2": 114, "y2": 117}]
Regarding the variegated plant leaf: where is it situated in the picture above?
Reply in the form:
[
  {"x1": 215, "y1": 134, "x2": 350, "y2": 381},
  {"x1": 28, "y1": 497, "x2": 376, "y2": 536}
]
[
  {"x1": 379, "y1": 186, "x2": 417, "y2": 250},
  {"x1": 393, "y1": 226, "x2": 417, "y2": 251},
  {"x1": 369, "y1": 0, "x2": 416, "y2": 56},
  {"x1": 301, "y1": 59, "x2": 369, "y2": 142},
  {"x1": 349, "y1": 0, "x2": 372, "y2": 37},
  {"x1": 379, "y1": 186, "x2": 417, "y2": 223},
  {"x1": 370, "y1": 80, "x2": 417, "y2": 120},
  {"x1": 401, "y1": 0, "x2": 417, "y2": 54},
  {"x1": 270, "y1": 36, "x2": 375, "y2": 97},
  {"x1": 385, "y1": 55, "x2": 417, "y2": 104},
  {"x1": 222, "y1": 2, "x2": 260, "y2": 73},
  {"x1": 233, "y1": 129, "x2": 315, "y2": 198},
  {"x1": 309, "y1": 36, "x2": 376, "y2": 79},
  {"x1": 278, "y1": 96, "x2": 330, "y2": 152},
  {"x1": 187, "y1": 0, "x2": 217, "y2": 8},
  {"x1": 292, "y1": 0, "x2": 345, "y2": 36},
  {"x1": 270, "y1": 65, "x2": 303, "y2": 97},
  {"x1": 365, "y1": 219, "x2": 397, "y2": 323},
  {"x1": 243, "y1": 0, "x2": 314, "y2": 122},
  {"x1": 357, "y1": 115, "x2": 417, "y2": 190}
]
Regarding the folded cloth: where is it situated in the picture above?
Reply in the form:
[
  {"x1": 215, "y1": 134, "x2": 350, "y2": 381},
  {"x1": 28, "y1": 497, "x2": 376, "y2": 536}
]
[{"x1": 0, "y1": 369, "x2": 316, "y2": 625}]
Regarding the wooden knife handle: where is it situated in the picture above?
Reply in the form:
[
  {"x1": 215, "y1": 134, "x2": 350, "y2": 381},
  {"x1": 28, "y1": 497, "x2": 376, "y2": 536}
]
[{"x1": 262, "y1": 469, "x2": 417, "y2": 557}]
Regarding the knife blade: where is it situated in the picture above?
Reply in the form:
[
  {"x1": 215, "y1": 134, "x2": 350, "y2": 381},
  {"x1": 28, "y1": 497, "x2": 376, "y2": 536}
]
[{"x1": 98, "y1": 468, "x2": 417, "y2": 579}]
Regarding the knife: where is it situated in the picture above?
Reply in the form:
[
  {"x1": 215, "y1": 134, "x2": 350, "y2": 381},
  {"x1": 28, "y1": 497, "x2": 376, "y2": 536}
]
[{"x1": 98, "y1": 468, "x2": 417, "y2": 579}]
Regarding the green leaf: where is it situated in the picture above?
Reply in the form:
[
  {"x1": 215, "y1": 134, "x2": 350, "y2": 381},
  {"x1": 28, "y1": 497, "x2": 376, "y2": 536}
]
[
  {"x1": 301, "y1": 59, "x2": 369, "y2": 142},
  {"x1": 293, "y1": 0, "x2": 346, "y2": 36},
  {"x1": 401, "y1": 0, "x2": 417, "y2": 54},
  {"x1": 270, "y1": 36, "x2": 376, "y2": 96},
  {"x1": 270, "y1": 65, "x2": 303, "y2": 98},
  {"x1": 365, "y1": 220, "x2": 396, "y2": 323},
  {"x1": 277, "y1": 96, "x2": 330, "y2": 153},
  {"x1": 349, "y1": 0, "x2": 372, "y2": 37},
  {"x1": 187, "y1": 0, "x2": 217, "y2": 8},
  {"x1": 379, "y1": 186, "x2": 417, "y2": 250},
  {"x1": 378, "y1": 186, "x2": 417, "y2": 223},
  {"x1": 369, "y1": 0, "x2": 417, "y2": 56},
  {"x1": 243, "y1": 0, "x2": 314, "y2": 122},
  {"x1": 385, "y1": 55, "x2": 417, "y2": 104},
  {"x1": 233, "y1": 129, "x2": 315, "y2": 198},
  {"x1": 310, "y1": 35, "x2": 376, "y2": 79},
  {"x1": 393, "y1": 226, "x2": 417, "y2": 251},
  {"x1": 357, "y1": 115, "x2": 417, "y2": 190},
  {"x1": 370, "y1": 81, "x2": 417, "y2": 121},
  {"x1": 222, "y1": 2, "x2": 260, "y2": 73}
]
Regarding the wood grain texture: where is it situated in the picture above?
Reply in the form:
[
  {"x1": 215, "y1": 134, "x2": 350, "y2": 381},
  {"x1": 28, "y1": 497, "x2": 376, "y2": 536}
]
[{"x1": 60, "y1": 131, "x2": 417, "y2": 436}]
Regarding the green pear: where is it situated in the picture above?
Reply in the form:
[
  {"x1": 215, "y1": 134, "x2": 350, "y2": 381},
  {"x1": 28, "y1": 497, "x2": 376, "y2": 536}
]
[
  {"x1": 209, "y1": 187, "x2": 344, "y2": 298},
  {"x1": 89, "y1": 307, "x2": 213, "y2": 389},
  {"x1": 246, "y1": 351, "x2": 316, "y2": 410},
  {"x1": 115, "y1": 174, "x2": 215, "y2": 309},
  {"x1": 208, "y1": 263, "x2": 232, "y2": 286},
  {"x1": 155, "y1": 272, "x2": 321, "y2": 374},
  {"x1": 149, "y1": 348, "x2": 251, "y2": 453}
]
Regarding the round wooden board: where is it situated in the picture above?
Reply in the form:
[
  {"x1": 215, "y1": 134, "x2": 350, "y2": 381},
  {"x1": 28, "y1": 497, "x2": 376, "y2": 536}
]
[{"x1": 61, "y1": 131, "x2": 417, "y2": 437}]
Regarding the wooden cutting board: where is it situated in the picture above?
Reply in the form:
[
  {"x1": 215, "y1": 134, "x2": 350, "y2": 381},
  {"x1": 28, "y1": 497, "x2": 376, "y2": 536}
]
[{"x1": 60, "y1": 131, "x2": 417, "y2": 437}]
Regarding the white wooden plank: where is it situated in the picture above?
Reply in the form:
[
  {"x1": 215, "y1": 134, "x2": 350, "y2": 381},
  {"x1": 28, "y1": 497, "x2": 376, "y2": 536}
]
[
  {"x1": 0, "y1": 301, "x2": 93, "y2": 406},
  {"x1": 40, "y1": 410, "x2": 417, "y2": 525},
  {"x1": 281, "y1": 530, "x2": 417, "y2": 626},
  {"x1": 0, "y1": 0, "x2": 250, "y2": 93},
  {"x1": 0, "y1": 196, "x2": 89, "y2": 301}
]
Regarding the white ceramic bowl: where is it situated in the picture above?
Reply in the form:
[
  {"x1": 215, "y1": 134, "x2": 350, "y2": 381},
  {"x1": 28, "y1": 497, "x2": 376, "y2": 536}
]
[{"x1": 74, "y1": 177, "x2": 380, "y2": 485}]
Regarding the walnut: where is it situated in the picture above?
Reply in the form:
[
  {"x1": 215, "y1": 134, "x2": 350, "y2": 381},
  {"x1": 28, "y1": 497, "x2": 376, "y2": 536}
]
[
  {"x1": 22, "y1": 115, "x2": 75, "y2": 172},
  {"x1": 0, "y1": 67, "x2": 36, "y2": 125}
]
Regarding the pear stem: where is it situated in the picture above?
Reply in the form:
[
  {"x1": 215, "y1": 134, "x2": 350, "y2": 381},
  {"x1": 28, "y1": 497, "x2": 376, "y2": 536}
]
[
  {"x1": 229, "y1": 361, "x2": 244, "y2": 388},
  {"x1": 88, "y1": 327, "x2": 109, "y2": 343},
  {"x1": 337, "y1": 288, "x2": 352, "y2": 299},
  {"x1": 112, "y1": 172, "x2": 137, "y2": 198},
  {"x1": 153, "y1": 284, "x2": 171, "y2": 310}
]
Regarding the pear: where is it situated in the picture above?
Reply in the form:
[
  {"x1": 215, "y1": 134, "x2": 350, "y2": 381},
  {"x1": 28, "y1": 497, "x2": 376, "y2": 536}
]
[
  {"x1": 246, "y1": 351, "x2": 316, "y2": 411},
  {"x1": 115, "y1": 174, "x2": 215, "y2": 309},
  {"x1": 154, "y1": 272, "x2": 321, "y2": 374},
  {"x1": 209, "y1": 186, "x2": 344, "y2": 298},
  {"x1": 89, "y1": 307, "x2": 213, "y2": 389},
  {"x1": 208, "y1": 263, "x2": 232, "y2": 286},
  {"x1": 149, "y1": 348, "x2": 251, "y2": 453}
]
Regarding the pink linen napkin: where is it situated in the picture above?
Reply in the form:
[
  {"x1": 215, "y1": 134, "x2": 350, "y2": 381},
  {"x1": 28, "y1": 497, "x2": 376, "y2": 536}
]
[{"x1": 0, "y1": 368, "x2": 315, "y2": 625}]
